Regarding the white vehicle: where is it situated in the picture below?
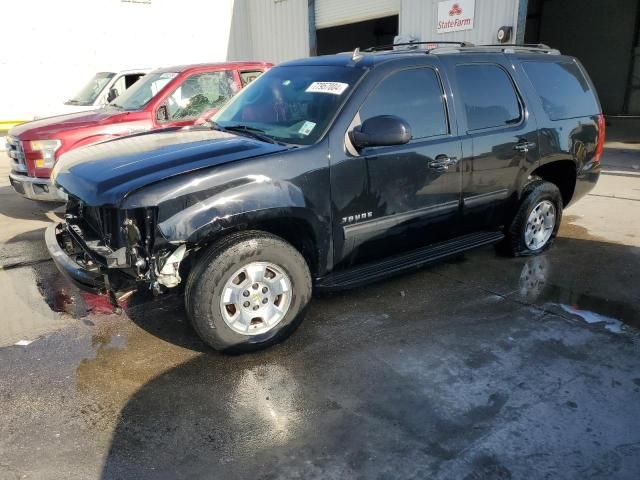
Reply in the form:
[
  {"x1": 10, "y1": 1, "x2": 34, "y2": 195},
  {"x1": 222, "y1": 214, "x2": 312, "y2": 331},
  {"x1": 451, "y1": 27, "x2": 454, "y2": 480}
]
[{"x1": 34, "y1": 68, "x2": 150, "y2": 119}]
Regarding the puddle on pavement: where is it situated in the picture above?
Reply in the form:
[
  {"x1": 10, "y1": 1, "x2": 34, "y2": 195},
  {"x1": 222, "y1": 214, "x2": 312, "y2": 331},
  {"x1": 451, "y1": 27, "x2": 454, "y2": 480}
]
[
  {"x1": 559, "y1": 305, "x2": 625, "y2": 334},
  {"x1": 33, "y1": 261, "x2": 126, "y2": 318},
  {"x1": 558, "y1": 215, "x2": 605, "y2": 242},
  {"x1": 514, "y1": 255, "x2": 639, "y2": 333}
]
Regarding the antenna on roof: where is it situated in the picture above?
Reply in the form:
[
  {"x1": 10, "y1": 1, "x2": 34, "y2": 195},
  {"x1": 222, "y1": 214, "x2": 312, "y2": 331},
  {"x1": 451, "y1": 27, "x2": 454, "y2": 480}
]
[{"x1": 352, "y1": 47, "x2": 363, "y2": 62}]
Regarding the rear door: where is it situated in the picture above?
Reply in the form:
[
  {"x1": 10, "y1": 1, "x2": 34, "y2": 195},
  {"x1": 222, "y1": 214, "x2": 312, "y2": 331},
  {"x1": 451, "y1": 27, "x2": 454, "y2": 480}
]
[
  {"x1": 331, "y1": 65, "x2": 463, "y2": 266},
  {"x1": 443, "y1": 55, "x2": 540, "y2": 232}
]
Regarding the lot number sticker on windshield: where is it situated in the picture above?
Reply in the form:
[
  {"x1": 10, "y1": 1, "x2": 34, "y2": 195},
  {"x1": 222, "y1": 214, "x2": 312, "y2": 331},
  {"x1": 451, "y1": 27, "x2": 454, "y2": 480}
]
[
  {"x1": 306, "y1": 82, "x2": 349, "y2": 95},
  {"x1": 299, "y1": 121, "x2": 316, "y2": 136}
]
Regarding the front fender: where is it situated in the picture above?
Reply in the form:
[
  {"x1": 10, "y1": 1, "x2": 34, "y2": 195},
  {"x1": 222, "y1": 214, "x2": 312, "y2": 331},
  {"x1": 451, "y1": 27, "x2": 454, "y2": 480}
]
[
  {"x1": 157, "y1": 176, "x2": 324, "y2": 244},
  {"x1": 119, "y1": 142, "x2": 332, "y2": 266}
]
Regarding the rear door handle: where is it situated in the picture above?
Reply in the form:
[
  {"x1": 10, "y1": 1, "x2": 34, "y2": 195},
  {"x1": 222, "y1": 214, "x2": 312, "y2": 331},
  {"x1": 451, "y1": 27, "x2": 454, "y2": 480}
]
[
  {"x1": 429, "y1": 155, "x2": 458, "y2": 170},
  {"x1": 514, "y1": 141, "x2": 536, "y2": 153}
]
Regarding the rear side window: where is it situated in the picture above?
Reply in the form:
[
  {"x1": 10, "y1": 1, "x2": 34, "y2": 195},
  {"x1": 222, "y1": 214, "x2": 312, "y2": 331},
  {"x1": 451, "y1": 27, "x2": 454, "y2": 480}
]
[
  {"x1": 522, "y1": 61, "x2": 599, "y2": 120},
  {"x1": 359, "y1": 68, "x2": 448, "y2": 139},
  {"x1": 456, "y1": 64, "x2": 521, "y2": 131}
]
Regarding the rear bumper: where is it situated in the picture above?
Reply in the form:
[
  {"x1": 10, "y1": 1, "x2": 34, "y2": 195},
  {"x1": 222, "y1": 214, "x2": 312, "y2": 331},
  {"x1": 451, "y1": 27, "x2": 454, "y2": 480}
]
[
  {"x1": 45, "y1": 223, "x2": 105, "y2": 293},
  {"x1": 9, "y1": 172, "x2": 67, "y2": 202}
]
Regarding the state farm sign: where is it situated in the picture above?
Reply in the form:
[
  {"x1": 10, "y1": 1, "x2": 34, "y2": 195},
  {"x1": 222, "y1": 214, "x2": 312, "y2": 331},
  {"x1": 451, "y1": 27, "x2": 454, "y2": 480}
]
[{"x1": 437, "y1": 0, "x2": 475, "y2": 34}]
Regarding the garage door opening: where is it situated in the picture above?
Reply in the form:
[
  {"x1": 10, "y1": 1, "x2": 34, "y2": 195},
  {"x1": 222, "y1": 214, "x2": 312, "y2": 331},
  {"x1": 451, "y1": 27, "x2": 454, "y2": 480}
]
[
  {"x1": 316, "y1": 15, "x2": 399, "y2": 56},
  {"x1": 525, "y1": 0, "x2": 640, "y2": 116}
]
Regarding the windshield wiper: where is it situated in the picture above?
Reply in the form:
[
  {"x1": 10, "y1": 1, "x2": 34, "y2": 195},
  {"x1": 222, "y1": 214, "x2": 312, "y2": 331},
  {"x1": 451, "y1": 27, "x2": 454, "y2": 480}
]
[
  {"x1": 218, "y1": 124, "x2": 286, "y2": 146},
  {"x1": 109, "y1": 103, "x2": 123, "y2": 110}
]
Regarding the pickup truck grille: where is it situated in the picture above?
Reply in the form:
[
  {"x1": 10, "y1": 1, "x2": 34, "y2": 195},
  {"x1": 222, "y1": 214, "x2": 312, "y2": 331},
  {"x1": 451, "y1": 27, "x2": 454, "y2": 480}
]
[{"x1": 6, "y1": 136, "x2": 27, "y2": 173}]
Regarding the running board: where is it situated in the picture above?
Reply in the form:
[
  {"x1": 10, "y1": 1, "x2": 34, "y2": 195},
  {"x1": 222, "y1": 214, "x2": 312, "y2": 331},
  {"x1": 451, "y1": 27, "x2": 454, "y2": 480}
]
[{"x1": 316, "y1": 231, "x2": 504, "y2": 290}]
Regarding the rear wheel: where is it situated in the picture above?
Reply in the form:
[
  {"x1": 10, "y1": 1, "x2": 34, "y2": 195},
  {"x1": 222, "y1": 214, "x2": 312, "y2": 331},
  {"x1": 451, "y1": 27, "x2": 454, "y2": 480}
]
[
  {"x1": 501, "y1": 180, "x2": 563, "y2": 256},
  {"x1": 185, "y1": 231, "x2": 312, "y2": 352}
]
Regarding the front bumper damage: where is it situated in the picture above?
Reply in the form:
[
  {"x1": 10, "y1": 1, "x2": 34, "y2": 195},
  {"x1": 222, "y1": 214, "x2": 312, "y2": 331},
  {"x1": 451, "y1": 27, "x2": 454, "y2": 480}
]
[
  {"x1": 45, "y1": 223, "x2": 106, "y2": 294},
  {"x1": 46, "y1": 218, "x2": 189, "y2": 309}
]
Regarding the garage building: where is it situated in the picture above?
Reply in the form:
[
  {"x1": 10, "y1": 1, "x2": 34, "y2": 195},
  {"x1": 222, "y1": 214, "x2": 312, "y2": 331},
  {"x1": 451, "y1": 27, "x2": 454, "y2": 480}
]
[{"x1": 230, "y1": 0, "x2": 639, "y2": 116}]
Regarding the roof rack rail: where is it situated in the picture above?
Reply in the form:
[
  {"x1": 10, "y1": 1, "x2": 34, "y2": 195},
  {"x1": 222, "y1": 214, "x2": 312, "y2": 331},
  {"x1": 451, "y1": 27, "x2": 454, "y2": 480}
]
[
  {"x1": 429, "y1": 43, "x2": 560, "y2": 55},
  {"x1": 480, "y1": 43, "x2": 552, "y2": 49},
  {"x1": 362, "y1": 41, "x2": 475, "y2": 52}
]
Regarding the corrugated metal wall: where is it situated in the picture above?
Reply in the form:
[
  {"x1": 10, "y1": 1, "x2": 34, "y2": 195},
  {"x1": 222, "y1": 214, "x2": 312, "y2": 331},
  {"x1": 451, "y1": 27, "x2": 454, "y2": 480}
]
[
  {"x1": 399, "y1": 0, "x2": 520, "y2": 45},
  {"x1": 227, "y1": 0, "x2": 523, "y2": 64},
  {"x1": 227, "y1": 0, "x2": 309, "y2": 65},
  {"x1": 315, "y1": 0, "x2": 400, "y2": 29}
]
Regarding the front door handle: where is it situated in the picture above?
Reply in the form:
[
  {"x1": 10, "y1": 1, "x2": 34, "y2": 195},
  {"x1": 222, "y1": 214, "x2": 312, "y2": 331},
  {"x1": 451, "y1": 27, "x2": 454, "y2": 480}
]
[
  {"x1": 429, "y1": 155, "x2": 458, "y2": 171},
  {"x1": 514, "y1": 141, "x2": 536, "y2": 153}
]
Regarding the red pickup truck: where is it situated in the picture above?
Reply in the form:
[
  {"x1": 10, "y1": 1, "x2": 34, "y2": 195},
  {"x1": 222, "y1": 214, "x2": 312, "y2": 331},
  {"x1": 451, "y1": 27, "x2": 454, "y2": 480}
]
[{"x1": 7, "y1": 61, "x2": 271, "y2": 202}]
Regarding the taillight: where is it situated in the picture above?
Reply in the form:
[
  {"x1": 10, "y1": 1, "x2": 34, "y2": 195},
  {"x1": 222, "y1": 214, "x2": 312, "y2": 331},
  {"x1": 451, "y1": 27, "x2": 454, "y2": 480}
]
[{"x1": 594, "y1": 113, "x2": 605, "y2": 163}]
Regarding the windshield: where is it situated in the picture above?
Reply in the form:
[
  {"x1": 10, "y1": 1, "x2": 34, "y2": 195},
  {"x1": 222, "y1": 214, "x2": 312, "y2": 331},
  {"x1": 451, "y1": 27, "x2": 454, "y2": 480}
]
[
  {"x1": 213, "y1": 65, "x2": 365, "y2": 145},
  {"x1": 67, "y1": 72, "x2": 115, "y2": 105},
  {"x1": 111, "y1": 71, "x2": 178, "y2": 111}
]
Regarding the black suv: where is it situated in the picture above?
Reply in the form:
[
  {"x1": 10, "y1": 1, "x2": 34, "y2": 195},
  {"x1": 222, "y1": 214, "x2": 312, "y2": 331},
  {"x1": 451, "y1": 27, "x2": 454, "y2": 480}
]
[{"x1": 47, "y1": 43, "x2": 604, "y2": 351}]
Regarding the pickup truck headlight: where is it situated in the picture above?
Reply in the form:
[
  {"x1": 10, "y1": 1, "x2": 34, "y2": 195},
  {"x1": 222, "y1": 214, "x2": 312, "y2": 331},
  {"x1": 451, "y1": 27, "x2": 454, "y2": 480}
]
[{"x1": 30, "y1": 139, "x2": 62, "y2": 168}]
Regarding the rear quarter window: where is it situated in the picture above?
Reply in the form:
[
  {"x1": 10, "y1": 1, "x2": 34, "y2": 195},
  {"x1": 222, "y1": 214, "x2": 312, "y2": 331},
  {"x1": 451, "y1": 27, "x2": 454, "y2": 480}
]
[{"x1": 522, "y1": 61, "x2": 600, "y2": 120}]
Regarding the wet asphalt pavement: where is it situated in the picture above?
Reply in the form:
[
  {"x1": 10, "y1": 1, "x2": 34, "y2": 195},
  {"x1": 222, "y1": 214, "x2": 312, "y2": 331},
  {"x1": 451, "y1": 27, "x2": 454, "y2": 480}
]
[{"x1": 0, "y1": 148, "x2": 639, "y2": 480}]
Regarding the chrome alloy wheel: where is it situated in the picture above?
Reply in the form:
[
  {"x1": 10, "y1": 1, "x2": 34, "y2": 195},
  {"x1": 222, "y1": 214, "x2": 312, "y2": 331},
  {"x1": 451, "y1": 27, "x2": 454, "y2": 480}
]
[
  {"x1": 219, "y1": 262, "x2": 293, "y2": 335},
  {"x1": 524, "y1": 200, "x2": 556, "y2": 250}
]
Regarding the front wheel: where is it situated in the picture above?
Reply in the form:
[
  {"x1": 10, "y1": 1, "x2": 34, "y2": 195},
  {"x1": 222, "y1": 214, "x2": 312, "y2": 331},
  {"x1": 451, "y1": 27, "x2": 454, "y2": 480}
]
[
  {"x1": 185, "y1": 231, "x2": 312, "y2": 352},
  {"x1": 501, "y1": 180, "x2": 563, "y2": 256}
]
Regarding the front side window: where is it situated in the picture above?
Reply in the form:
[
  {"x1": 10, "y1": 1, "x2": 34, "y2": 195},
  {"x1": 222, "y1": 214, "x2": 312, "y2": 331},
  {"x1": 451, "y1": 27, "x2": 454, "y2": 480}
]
[
  {"x1": 522, "y1": 61, "x2": 599, "y2": 120},
  {"x1": 67, "y1": 72, "x2": 115, "y2": 106},
  {"x1": 111, "y1": 71, "x2": 178, "y2": 111},
  {"x1": 165, "y1": 71, "x2": 238, "y2": 121},
  {"x1": 358, "y1": 68, "x2": 448, "y2": 139},
  {"x1": 214, "y1": 65, "x2": 365, "y2": 145},
  {"x1": 456, "y1": 64, "x2": 521, "y2": 131}
]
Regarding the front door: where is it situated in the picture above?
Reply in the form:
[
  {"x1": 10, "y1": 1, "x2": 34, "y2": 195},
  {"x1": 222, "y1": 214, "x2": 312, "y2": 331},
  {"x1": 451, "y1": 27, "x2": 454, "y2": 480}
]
[{"x1": 331, "y1": 66, "x2": 463, "y2": 267}]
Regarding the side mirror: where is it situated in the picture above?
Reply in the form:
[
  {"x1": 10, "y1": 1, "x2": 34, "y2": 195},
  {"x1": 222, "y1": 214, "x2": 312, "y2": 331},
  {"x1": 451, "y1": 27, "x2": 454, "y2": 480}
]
[
  {"x1": 349, "y1": 115, "x2": 411, "y2": 149},
  {"x1": 156, "y1": 105, "x2": 168, "y2": 122},
  {"x1": 106, "y1": 87, "x2": 119, "y2": 103}
]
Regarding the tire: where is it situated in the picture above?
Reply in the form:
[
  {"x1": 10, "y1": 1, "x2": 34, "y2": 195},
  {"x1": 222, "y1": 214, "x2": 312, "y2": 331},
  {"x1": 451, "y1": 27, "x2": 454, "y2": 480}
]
[
  {"x1": 500, "y1": 180, "x2": 563, "y2": 257},
  {"x1": 185, "y1": 231, "x2": 312, "y2": 353}
]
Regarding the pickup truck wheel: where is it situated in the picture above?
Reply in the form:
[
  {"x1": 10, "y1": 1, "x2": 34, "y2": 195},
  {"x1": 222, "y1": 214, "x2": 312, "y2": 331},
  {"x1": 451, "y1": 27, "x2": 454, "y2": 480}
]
[
  {"x1": 185, "y1": 231, "x2": 312, "y2": 352},
  {"x1": 501, "y1": 180, "x2": 563, "y2": 257}
]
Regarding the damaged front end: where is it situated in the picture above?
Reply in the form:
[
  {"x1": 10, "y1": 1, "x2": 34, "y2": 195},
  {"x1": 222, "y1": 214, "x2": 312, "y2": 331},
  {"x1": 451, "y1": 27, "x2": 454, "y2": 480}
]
[{"x1": 45, "y1": 196, "x2": 190, "y2": 311}]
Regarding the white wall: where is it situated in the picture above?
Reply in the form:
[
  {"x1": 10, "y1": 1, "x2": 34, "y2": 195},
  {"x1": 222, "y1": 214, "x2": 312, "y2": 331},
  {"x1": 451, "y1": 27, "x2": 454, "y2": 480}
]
[
  {"x1": 227, "y1": 0, "x2": 309, "y2": 65},
  {"x1": 1, "y1": 0, "x2": 235, "y2": 120}
]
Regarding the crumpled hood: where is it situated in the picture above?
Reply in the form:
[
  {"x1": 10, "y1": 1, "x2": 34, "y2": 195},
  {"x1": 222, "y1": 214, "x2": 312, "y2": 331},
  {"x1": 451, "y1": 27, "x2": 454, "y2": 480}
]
[
  {"x1": 52, "y1": 127, "x2": 289, "y2": 206},
  {"x1": 10, "y1": 108, "x2": 123, "y2": 139}
]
